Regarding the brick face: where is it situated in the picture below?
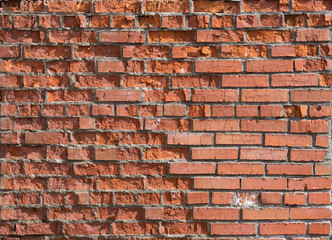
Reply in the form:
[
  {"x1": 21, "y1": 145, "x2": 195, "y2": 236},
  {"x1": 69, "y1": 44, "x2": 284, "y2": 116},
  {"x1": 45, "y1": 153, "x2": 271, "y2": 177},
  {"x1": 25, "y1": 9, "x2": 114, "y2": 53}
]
[{"x1": 0, "y1": 0, "x2": 331, "y2": 238}]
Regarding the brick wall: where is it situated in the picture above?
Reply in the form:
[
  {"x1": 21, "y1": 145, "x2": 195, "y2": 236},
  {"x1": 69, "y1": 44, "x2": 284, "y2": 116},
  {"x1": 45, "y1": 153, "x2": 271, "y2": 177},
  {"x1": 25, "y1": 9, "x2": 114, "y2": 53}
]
[{"x1": 0, "y1": 0, "x2": 331, "y2": 238}]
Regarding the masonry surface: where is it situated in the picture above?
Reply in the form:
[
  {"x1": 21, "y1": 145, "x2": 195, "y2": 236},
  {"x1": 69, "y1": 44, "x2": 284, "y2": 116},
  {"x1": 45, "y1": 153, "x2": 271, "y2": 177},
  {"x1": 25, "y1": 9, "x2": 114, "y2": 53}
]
[{"x1": 0, "y1": 0, "x2": 331, "y2": 238}]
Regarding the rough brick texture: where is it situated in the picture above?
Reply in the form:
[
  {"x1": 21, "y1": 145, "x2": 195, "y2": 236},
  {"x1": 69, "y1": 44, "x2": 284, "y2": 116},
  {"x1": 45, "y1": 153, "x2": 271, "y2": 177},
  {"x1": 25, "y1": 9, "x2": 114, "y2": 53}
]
[{"x1": 0, "y1": 0, "x2": 331, "y2": 238}]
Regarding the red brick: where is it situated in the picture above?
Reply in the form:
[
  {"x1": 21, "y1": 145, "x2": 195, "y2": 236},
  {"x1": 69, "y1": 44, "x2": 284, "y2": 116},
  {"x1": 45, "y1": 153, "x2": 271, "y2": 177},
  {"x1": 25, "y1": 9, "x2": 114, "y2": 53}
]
[
  {"x1": 243, "y1": 208, "x2": 289, "y2": 220},
  {"x1": 284, "y1": 105, "x2": 308, "y2": 118},
  {"x1": 211, "y1": 105, "x2": 233, "y2": 117},
  {"x1": 240, "y1": 148, "x2": 287, "y2": 161},
  {"x1": 95, "y1": 0, "x2": 140, "y2": 13},
  {"x1": 1, "y1": 208, "x2": 46, "y2": 220},
  {"x1": 308, "y1": 222, "x2": 331, "y2": 235},
  {"x1": 98, "y1": 178, "x2": 143, "y2": 190},
  {"x1": 211, "y1": 192, "x2": 233, "y2": 204},
  {"x1": 74, "y1": 163, "x2": 119, "y2": 176},
  {"x1": 187, "y1": 192, "x2": 209, "y2": 204},
  {"x1": 218, "y1": 163, "x2": 264, "y2": 175},
  {"x1": 222, "y1": 45, "x2": 268, "y2": 58},
  {"x1": 144, "y1": 89, "x2": 190, "y2": 101},
  {"x1": 285, "y1": 193, "x2": 307, "y2": 205},
  {"x1": 0, "y1": 46, "x2": 20, "y2": 58},
  {"x1": 216, "y1": 133, "x2": 261, "y2": 145},
  {"x1": 149, "y1": 31, "x2": 194, "y2": 42},
  {"x1": 236, "y1": 105, "x2": 259, "y2": 117},
  {"x1": 197, "y1": 30, "x2": 243, "y2": 42},
  {"x1": 291, "y1": 120, "x2": 328, "y2": 133},
  {"x1": 247, "y1": 60, "x2": 293, "y2": 72},
  {"x1": 49, "y1": 31, "x2": 95, "y2": 43},
  {"x1": 260, "y1": 223, "x2": 306, "y2": 235},
  {"x1": 114, "y1": 192, "x2": 136, "y2": 204},
  {"x1": 50, "y1": 208, "x2": 94, "y2": 220},
  {"x1": 316, "y1": 164, "x2": 331, "y2": 176},
  {"x1": 261, "y1": 14, "x2": 283, "y2": 26},
  {"x1": 194, "y1": 0, "x2": 238, "y2": 13},
  {"x1": 211, "y1": 16, "x2": 234, "y2": 27},
  {"x1": 16, "y1": 223, "x2": 61, "y2": 236},
  {"x1": 88, "y1": 16, "x2": 111, "y2": 27},
  {"x1": 291, "y1": 90, "x2": 332, "y2": 102},
  {"x1": 243, "y1": 0, "x2": 285, "y2": 12},
  {"x1": 161, "y1": 222, "x2": 207, "y2": 235},
  {"x1": 192, "y1": 89, "x2": 238, "y2": 102},
  {"x1": 25, "y1": 132, "x2": 70, "y2": 145},
  {"x1": 139, "y1": 193, "x2": 161, "y2": 205},
  {"x1": 192, "y1": 148, "x2": 238, "y2": 160},
  {"x1": 242, "y1": 89, "x2": 288, "y2": 102},
  {"x1": 114, "y1": 222, "x2": 159, "y2": 235},
  {"x1": 96, "y1": 90, "x2": 141, "y2": 102},
  {"x1": 310, "y1": 105, "x2": 332, "y2": 117},
  {"x1": 237, "y1": 15, "x2": 259, "y2": 28},
  {"x1": 188, "y1": 15, "x2": 210, "y2": 28},
  {"x1": 122, "y1": 163, "x2": 167, "y2": 175},
  {"x1": 146, "y1": 177, "x2": 191, "y2": 190},
  {"x1": 46, "y1": 0, "x2": 91, "y2": 12},
  {"x1": 193, "y1": 208, "x2": 239, "y2": 220},
  {"x1": 193, "y1": 119, "x2": 239, "y2": 131},
  {"x1": 123, "y1": 76, "x2": 168, "y2": 88},
  {"x1": 295, "y1": 59, "x2": 331, "y2": 72},
  {"x1": 25, "y1": 162, "x2": 71, "y2": 175},
  {"x1": 260, "y1": 105, "x2": 283, "y2": 117},
  {"x1": 74, "y1": 46, "x2": 120, "y2": 58},
  {"x1": 164, "y1": 104, "x2": 186, "y2": 116},
  {"x1": 50, "y1": 178, "x2": 95, "y2": 190},
  {"x1": 290, "y1": 208, "x2": 331, "y2": 219},
  {"x1": 196, "y1": 60, "x2": 242, "y2": 73},
  {"x1": 267, "y1": 164, "x2": 313, "y2": 175},
  {"x1": 75, "y1": 75, "x2": 120, "y2": 88},
  {"x1": 222, "y1": 75, "x2": 268, "y2": 87},
  {"x1": 242, "y1": 178, "x2": 287, "y2": 190},
  {"x1": 316, "y1": 135, "x2": 329, "y2": 147},
  {"x1": 98, "y1": 207, "x2": 143, "y2": 220},
  {"x1": 265, "y1": 134, "x2": 312, "y2": 147},
  {"x1": 0, "y1": 76, "x2": 20, "y2": 88},
  {"x1": 167, "y1": 133, "x2": 214, "y2": 145},
  {"x1": 1, "y1": 177, "x2": 47, "y2": 190},
  {"x1": 145, "y1": 208, "x2": 190, "y2": 220},
  {"x1": 113, "y1": 16, "x2": 135, "y2": 28},
  {"x1": 97, "y1": 118, "x2": 142, "y2": 130},
  {"x1": 163, "y1": 192, "x2": 185, "y2": 204},
  {"x1": 39, "y1": 15, "x2": 60, "y2": 27},
  {"x1": 65, "y1": 223, "x2": 109, "y2": 235},
  {"x1": 67, "y1": 148, "x2": 92, "y2": 160},
  {"x1": 123, "y1": 46, "x2": 169, "y2": 58},
  {"x1": 143, "y1": 0, "x2": 190, "y2": 12},
  {"x1": 261, "y1": 192, "x2": 283, "y2": 205},
  {"x1": 162, "y1": 16, "x2": 184, "y2": 27},
  {"x1": 309, "y1": 192, "x2": 331, "y2": 205},
  {"x1": 271, "y1": 74, "x2": 318, "y2": 86},
  {"x1": 99, "y1": 31, "x2": 144, "y2": 43},
  {"x1": 172, "y1": 46, "x2": 218, "y2": 58},
  {"x1": 241, "y1": 120, "x2": 287, "y2": 132},
  {"x1": 98, "y1": 61, "x2": 143, "y2": 73},
  {"x1": 288, "y1": 177, "x2": 331, "y2": 190},
  {"x1": 211, "y1": 223, "x2": 257, "y2": 235},
  {"x1": 170, "y1": 163, "x2": 215, "y2": 174},
  {"x1": 145, "y1": 119, "x2": 190, "y2": 131},
  {"x1": 247, "y1": 30, "x2": 293, "y2": 42},
  {"x1": 194, "y1": 177, "x2": 240, "y2": 189},
  {"x1": 296, "y1": 29, "x2": 330, "y2": 41}
]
